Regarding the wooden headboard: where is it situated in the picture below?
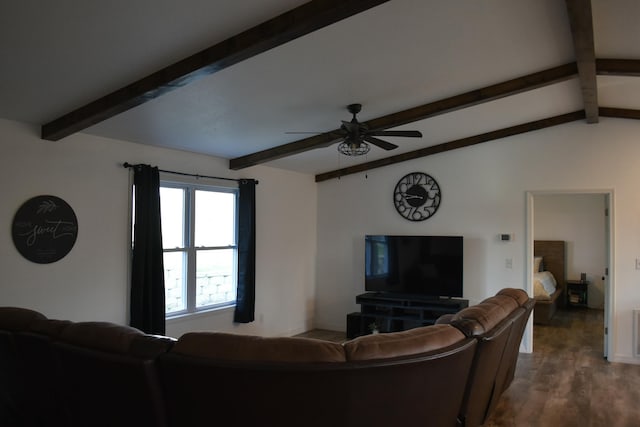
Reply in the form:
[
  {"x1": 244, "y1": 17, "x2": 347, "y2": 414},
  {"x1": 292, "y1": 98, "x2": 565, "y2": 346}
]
[{"x1": 534, "y1": 240, "x2": 566, "y2": 290}]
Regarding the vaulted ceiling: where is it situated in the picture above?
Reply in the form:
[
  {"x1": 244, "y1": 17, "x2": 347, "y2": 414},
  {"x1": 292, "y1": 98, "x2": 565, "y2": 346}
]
[{"x1": 2, "y1": 0, "x2": 640, "y2": 182}]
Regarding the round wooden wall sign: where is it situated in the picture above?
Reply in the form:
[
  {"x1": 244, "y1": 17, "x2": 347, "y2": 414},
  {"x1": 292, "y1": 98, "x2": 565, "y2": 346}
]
[{"x1": 11, "y1": 195, "x2": 79, "y2": 264}]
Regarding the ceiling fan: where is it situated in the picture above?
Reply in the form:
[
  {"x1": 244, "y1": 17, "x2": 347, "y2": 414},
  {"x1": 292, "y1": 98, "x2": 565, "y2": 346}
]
[{"x1": 289, "y1": 104, "x2": 423, "y2": 156}]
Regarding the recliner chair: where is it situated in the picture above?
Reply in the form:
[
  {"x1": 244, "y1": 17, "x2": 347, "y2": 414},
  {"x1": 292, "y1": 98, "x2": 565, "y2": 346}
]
[
  {"x1": 0, "y1": 307, "x2": 47, "y2": 427},
  {"x1": 51, "y1": 321, "x2": 175, "y2": 427}
]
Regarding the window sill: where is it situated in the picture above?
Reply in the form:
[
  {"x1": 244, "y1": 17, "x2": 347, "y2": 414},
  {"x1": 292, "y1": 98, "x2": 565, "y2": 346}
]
[{"x1": 166, "y1": 304, "x2": 236, "y2": 324}]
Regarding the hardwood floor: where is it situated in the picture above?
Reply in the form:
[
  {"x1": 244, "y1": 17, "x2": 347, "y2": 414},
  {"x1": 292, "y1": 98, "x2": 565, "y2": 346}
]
[
  {"x1": 486, "y1": 308, "x2": 640, "y2": 427},
  {"x1": 300, "y1": 308, "x2": 640, "y2": 426}
]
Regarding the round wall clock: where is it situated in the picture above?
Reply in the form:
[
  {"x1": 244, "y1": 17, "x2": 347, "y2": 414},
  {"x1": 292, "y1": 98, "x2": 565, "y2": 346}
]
[
  {"x1": 11, "y1": 195, "x2": 79, "y2": 264},
  {"x1": 393, "y1": 172, "x2": 441, "y2": 221}
]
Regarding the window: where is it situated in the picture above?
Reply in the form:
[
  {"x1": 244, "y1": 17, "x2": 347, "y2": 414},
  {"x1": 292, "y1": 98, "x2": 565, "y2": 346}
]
[
  {"x1": 160, "y1": 182, "x2": 238, "y2": 316},
  {"x1": 365, "y1": 235, "x2": 390, "y2": 278}
]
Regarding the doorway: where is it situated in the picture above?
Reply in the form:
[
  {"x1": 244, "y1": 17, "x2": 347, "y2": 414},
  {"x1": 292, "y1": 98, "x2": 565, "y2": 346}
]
[{"x1": 525, "y1": 191, "x2": 613, "y2": 359}]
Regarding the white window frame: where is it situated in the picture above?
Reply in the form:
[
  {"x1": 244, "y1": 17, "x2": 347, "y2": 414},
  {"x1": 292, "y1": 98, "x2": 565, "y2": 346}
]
[{"x1": 161, "y1": 180, "x2": 238, "y2": 318}]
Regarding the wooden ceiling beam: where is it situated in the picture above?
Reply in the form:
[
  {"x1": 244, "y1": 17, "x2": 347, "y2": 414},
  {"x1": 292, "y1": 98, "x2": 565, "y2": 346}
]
[
  {"x1": 596, "y1": 59, "x2": 640, "y2": 76},
  {"x1": 40, "y1": 0, "x2": 391, "y2": 141},
  {"x1": 599, "y1": 107, "x2": 640, "y2": 119},
  {"x1": 229, "y1": 62, "x2": 578, "y2": 170},
  {"x1": 314, "y1": 111, "x2": 586, "y2": 182},
  {"x1": 565, "y1": 0, "x2": 599, "y2": 123}
]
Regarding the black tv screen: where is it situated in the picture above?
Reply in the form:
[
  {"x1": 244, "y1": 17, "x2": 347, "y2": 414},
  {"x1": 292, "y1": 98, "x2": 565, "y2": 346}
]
[{"x1": 364, "y1": 235, "x2": 463, "y2": 298}]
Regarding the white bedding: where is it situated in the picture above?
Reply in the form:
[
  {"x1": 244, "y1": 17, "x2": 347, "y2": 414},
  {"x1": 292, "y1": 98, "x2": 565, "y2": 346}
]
[{"x1": 533, "y1": 271, "x2": 557, "y2": 300}]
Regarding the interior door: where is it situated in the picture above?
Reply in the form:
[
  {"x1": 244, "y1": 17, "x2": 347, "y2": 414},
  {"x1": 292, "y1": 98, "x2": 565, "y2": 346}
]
[{"x1": 603, "y1": 195, "x2": 610, "y2": 359}]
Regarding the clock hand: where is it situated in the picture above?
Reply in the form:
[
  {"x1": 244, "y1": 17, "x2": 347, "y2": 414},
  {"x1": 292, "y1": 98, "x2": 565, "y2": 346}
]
[{"x1": 403, "y1": 194, "x2": 424, "y2": 200}]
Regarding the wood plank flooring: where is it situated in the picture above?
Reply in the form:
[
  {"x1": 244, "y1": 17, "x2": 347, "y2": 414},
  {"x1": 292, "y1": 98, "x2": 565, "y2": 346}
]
[
  {"x1": 300, "y1": 308, "x2": 640, "y2": 426},
  {"x1": 486, "y1": 308, "x2": 640, "y2": 427}
]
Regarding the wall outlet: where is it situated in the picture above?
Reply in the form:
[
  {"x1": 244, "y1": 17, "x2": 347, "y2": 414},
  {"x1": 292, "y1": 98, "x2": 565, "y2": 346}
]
[
  {"x1": 505, "y1": 258, "x2": 513, "y2": 269},
  {"x1": 636, "y1": 259, "x2": 640, "y2": 270}
]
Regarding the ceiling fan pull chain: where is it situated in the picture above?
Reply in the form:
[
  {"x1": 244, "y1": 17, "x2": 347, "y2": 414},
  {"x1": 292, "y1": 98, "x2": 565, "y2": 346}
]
[{"x1": 365, "y1": 153, "x2": 368, "y2": 179}]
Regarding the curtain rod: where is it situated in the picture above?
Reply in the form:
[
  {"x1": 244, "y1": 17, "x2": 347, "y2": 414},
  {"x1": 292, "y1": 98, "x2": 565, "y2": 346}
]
[{"x1": 122, "y1": 162, "x2": 258, "y2": 184}]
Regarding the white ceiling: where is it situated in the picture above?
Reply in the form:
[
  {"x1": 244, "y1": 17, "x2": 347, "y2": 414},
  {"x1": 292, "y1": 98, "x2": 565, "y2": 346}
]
[{"x1": 1, "y1": 0, "x2": 639, "y2": 177}]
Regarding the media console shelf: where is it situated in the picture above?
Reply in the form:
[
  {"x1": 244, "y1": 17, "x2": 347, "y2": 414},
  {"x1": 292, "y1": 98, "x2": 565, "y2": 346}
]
[{"x1": 346, "y1": 293, "x2": 469, "y2": 339}]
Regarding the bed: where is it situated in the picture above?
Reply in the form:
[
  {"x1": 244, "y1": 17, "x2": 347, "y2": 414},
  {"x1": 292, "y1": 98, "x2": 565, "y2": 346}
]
[{"x1": 533, "y1": 240, "x2": 566, "y2": 324}]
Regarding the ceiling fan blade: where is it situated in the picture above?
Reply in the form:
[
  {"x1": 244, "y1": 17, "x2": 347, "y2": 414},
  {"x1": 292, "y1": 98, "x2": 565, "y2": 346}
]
[
  {"x1": 286, "y1": 129, "x2": 346, "y2": 137},
  {"x1": 367, "y1": 130, "x2": 423, "y2": 138},
  {"x1": 318, "y1": 131, "x2": 347, "y2": 147},
  {"x1": 363, "y1": 135, "x2": 398, "y2": 151},
  {"x1": 283, "y1": 130, "x2": 344, "y2": 148},
  {"x1": 285, "y1": 131, "x2": 324, "y2": 134}
]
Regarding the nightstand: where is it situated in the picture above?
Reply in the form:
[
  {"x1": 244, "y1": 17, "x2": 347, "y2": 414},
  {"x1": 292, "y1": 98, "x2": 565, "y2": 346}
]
[{"x1": 566, "y1": 280, "x2": 589, "y2": 308}]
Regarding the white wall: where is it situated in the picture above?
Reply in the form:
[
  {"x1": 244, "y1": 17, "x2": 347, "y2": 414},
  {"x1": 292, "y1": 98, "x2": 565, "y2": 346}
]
[
  {"x1": 315, "y1": 117, "x2": 640, "y2": 363},
  {"x1": 0, "y1": 118, "x2": 317, "y2": 338},
  {"x1": 7, "y1": 114, "x2": 640, "y2": 364},
  {"x1": 534, "y1": 193, "x2": 607, "y2": 309}
]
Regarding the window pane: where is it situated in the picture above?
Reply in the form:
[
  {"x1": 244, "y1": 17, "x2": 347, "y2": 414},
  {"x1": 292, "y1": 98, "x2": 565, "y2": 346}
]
[
  {"x1": 195, "y1": 190, "x2": 235, "y2": 247},
  {"x1": 196, "y1": 249, "x2": 236, "y2": 308},
  {"x1": 164, "y1": 251, "x2": 186, "y2": 313},
  {"x1": 160, "y1": 187, "x2": 185, "y2": 249}
]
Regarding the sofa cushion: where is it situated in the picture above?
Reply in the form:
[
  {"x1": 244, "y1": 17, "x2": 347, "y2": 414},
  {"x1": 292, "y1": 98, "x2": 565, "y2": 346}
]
[
  {"x1": 480, "y1": 295, "x2": 519, "y2": 315},
  {"x1": 59, "y1": 321, "x2": 147, "y2": 355},
  {"x1": 29, "y1": 318, "x2": 72, "y2": 338},
  {"x1": 0, "y1": 307, "x2": 47, "y2": 331},
  {"x1": 435, "y1": 313, "x2": 456, "y2": 324},
  {"x1": 343, "y1": 324, "x2": 466, "y2": 361},
  {"x1": 451, "y1": 297, "x2": 516, "y2": 336},
  {"x1": 497, "y1": 288, "x2": 530, "y2": 306},
  {"x1": 172, "y1": 332, "x2": 346, "y2": 363}
]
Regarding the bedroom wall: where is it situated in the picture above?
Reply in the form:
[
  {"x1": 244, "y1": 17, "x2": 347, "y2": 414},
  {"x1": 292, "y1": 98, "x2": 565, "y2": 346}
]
[
  {"x1": 0, "y1": 118, "x2": 317, "y2": 338},
  {"x1": 315, "y1": 117, "x2": 640, "y2": 363},
  {"x1": 534, "y1": 193, "x2": 607, "y2": 309}
]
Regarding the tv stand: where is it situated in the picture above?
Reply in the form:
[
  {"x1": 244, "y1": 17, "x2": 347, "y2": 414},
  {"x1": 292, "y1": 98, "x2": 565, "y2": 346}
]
[{"x1": 346, "y1": 293, "x2": 469, "y2": 339}]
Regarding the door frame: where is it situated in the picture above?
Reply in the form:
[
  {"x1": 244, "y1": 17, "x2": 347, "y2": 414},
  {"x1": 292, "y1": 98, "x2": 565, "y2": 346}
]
[{"x1": 525, "y1": 190, "x2": 614, "y2": 359}]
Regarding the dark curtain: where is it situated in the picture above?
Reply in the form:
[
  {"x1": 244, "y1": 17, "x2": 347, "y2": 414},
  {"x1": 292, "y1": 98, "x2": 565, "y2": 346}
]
[
  {"x1": 130, "y1": 164, "x2": 166, "y2": 335},
  {"x1": 234, "y1": 179, "x2": 256, "y2": 323}
]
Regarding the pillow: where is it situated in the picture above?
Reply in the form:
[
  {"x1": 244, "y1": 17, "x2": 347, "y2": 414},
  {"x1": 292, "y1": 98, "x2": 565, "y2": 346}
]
[
  {"x1": 534, "y1": 256, "x2": 544, "y2": 272},
  {"x1": 534, "y1": 280, "x2": 550, "y2": 300},
  {"x1": 533, "y1": 271, "x2": 557, "y2": 300}
]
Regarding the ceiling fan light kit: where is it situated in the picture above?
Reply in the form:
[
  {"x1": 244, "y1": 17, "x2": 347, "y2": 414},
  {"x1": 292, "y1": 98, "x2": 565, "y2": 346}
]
[{"x1": 338, "y1": 140, "x2": 371, "y2": 156}]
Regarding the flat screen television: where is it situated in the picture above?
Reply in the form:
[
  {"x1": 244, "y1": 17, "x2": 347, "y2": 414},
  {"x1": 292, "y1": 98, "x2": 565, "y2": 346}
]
[{"x1": 364, "y1": 235, "x2": 463, "y2": 298}]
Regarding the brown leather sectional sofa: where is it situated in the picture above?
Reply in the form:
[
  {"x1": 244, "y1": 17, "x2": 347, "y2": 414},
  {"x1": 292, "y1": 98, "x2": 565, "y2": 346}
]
[
  {"x1": 436, "y1": 288, "x2": 536, "y2": 426},
  {"x1": 0, "y1": 288, "x2": 533, "y2": 427}
]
